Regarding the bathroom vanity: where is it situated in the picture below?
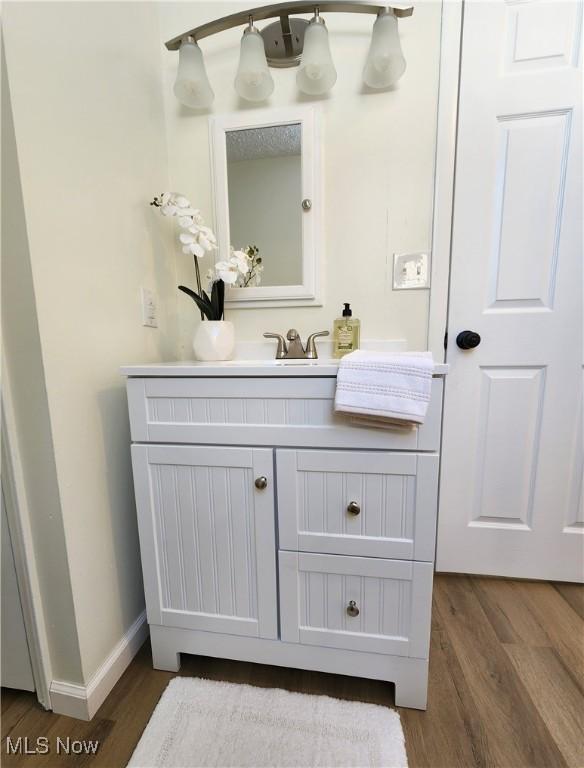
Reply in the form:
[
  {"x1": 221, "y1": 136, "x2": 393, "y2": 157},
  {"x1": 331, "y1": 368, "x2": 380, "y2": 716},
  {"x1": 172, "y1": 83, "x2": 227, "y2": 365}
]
[{"x1": 123, "y1": 353, "x2": 447, "y2": 709}]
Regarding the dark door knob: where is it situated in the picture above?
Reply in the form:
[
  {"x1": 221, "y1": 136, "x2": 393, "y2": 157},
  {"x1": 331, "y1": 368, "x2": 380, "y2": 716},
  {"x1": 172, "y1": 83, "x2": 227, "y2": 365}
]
[{"x1": 456, "y1": 330, "x2": 481, "y2": 350}]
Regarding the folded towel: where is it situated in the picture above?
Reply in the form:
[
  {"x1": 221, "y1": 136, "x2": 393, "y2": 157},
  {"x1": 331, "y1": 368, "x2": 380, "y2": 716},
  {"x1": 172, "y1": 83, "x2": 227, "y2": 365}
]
[
  {"x1": 334, "y1": 351, "x2": 434, "y2": 427},
  {"x1": 350, "y1": 416, "x2": 416, "y2": 431}
]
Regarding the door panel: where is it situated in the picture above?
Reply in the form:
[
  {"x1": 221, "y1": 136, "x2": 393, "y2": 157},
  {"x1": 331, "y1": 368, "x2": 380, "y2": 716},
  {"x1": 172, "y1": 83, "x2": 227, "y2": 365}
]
[
  {"x1": 279, "y1": 551, "x2": 433, "y2": 658},
  {"x1": 277, "y1": 449, "x2": 438, "y2": 560},
  {"x1": 132, "y1": 445, "x2": 277, "y2": 638},
  {"x1": 491, "y1": 111, "x2": 571, "y2": 310},
  {"x1": 472, "y1": 367, "x2": 545, "y2": 528},
  {"x1": 437, "y1": 0, "x2": 583, "y2": 581}
]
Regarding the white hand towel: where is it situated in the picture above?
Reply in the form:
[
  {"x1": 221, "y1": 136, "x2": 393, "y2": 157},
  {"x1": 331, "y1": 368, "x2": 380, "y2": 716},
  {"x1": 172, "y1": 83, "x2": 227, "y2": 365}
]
[{"x1": 334, "y1": 351, "x2": 434, "y2": 427}]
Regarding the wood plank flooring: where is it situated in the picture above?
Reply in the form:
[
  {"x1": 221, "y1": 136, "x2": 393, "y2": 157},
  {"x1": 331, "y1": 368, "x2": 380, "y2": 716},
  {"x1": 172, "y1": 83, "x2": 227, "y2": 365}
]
[{"x1": 2, "y1": 575, "x2": 583, "y2": 768}]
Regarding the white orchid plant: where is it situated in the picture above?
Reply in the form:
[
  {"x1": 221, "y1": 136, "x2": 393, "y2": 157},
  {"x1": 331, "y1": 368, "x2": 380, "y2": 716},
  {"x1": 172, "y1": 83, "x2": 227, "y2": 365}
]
[{"x1": 150, "y1": 192, "x2": 261, "y2": 320}]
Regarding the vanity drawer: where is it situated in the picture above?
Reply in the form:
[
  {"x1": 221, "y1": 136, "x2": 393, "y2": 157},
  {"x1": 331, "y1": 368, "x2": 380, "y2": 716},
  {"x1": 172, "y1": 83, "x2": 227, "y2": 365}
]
[
  {"x1": 126, "y1": 376, "x2": 443, "y2": 451},
  {"x1": 277, "y1": 450, "x2": 438, "y2": 561},
  {"x1": 279, "y1": 551, "x2": 433, "y2": 658}
]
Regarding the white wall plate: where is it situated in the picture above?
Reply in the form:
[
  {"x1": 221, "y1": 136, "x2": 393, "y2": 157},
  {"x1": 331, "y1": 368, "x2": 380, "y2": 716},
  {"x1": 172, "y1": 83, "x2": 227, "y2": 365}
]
[{"x1": 393, "y1": 253, "x2": 431, "y2": 290}]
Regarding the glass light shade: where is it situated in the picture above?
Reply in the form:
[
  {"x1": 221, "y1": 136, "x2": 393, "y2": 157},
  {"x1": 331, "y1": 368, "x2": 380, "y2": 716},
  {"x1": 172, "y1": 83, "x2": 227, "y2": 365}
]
[
  {"x1": 363, "y1": 12, "x2": 406, "y2": 89},
  {"x1": 173, "y1": 39, "x2": 214, "y2": 109},
  {"x1": 296, "y1": 20, "x2": 337, "y2": 96},
  {"x1": 234, "y1": 28, "x2": 274, "y2": 102}
]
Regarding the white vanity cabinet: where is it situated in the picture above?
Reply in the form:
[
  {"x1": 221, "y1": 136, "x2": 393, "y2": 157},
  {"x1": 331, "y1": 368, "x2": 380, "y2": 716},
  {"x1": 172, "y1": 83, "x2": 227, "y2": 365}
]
[{"x1": 123, "y1": 362, "x2": 446, "y2": 709}]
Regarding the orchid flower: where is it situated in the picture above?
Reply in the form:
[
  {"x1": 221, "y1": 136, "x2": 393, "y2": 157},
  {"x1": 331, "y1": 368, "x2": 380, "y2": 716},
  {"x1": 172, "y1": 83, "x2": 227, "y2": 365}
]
[
  {"x1": 153, "y1": 194, "x2": 217, "y2": 258},
  {"x1": 214, "y1": 260, "x2": 241, "y2": 285},
  {"x1": 158, "y1": 192, "x2": 192, "y2": 217},
  {"x1": 230, "y1": 248, "x2": 251, "y2": 275},
  {"x1": 179, "y1": 232, "x2": 206, "y2": 258}
]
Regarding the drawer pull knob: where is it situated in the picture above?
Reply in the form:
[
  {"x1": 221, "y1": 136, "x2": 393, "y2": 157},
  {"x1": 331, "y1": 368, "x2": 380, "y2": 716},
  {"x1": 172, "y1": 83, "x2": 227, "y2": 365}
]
[
  {"x1": 254, "y1": 476, "x2": 268, "y2": 490},
  {"x1": 347, "y1": 501, "x2": 361, "y2": 516},
  {"x1": 347, "y1": 600, "x2": 360, "y2": 618}
]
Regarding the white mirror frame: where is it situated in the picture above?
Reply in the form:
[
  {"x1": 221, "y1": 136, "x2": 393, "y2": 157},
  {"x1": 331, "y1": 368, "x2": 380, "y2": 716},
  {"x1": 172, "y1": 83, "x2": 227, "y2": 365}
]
[{"x1": 209, "y1": 106, "x2": 322, "y2": 308}]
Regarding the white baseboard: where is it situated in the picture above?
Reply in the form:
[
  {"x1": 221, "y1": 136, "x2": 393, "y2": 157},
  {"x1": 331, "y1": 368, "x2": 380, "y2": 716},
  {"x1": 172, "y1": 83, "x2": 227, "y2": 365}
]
[
  {"x1": 50, "y1": 610, "x2": 148, "y2": 720},
  {"x1": 49, "y1": 679, "x2": 91, "y2": 721}
]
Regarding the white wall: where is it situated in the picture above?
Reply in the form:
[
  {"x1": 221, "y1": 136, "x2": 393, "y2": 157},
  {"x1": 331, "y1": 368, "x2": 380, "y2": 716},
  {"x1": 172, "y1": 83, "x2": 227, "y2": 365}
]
[
  {"x1": 2, "y1": 50, "x2": 83, "y2": 684},
  {"x1": 159, "y1": 2, "x2": 441, "y2": 356},
  {"x1": 2, "y1": 1, "x2": 177, "y2": 683}
]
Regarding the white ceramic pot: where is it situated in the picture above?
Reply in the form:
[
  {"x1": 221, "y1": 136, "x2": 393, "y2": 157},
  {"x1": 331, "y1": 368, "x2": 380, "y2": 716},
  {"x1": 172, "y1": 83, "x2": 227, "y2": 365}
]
[{"x1": 192, "y1": 320, "x2": 235, "y2": 361}]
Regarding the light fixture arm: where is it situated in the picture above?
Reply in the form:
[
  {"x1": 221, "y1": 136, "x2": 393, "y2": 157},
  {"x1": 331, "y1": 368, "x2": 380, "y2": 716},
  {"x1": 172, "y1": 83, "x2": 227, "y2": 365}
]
[{"x1": 165, "y1": 1, "x2": 413, "y2": 50}]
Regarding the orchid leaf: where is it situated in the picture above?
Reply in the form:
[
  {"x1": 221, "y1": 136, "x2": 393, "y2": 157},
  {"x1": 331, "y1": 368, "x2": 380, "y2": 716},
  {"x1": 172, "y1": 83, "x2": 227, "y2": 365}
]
[
  {"x1": 178, "y1": 285, "x2": 214, "y2": 321},
  {"x1": 211, "y1": 280, "x2": 225, "y2": 320},
  {"x1": 216, "y1": 280, "x2": 225, "y2": 319}
]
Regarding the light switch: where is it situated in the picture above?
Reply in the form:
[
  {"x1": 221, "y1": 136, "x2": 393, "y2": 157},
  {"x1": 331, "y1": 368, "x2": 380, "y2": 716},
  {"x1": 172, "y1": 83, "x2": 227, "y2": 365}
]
[
  {"x1": 141, "y1": 287, "x2": 158, "y2": 328},
  {"x1": 392, "y1": 252, "x2": 430, "y2": 290}
]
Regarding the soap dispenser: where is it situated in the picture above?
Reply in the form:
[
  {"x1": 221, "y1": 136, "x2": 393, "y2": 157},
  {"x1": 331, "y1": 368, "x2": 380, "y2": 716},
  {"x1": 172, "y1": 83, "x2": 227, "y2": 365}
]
[{"x1": 333, "y1": 303, "x2": 360, "y2": 358}]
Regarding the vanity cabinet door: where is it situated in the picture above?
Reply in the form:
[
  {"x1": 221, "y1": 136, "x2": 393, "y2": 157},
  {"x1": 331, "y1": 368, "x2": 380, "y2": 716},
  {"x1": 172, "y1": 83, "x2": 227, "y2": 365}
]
[
  {"x1": 132, "y1": 444, "x2": 277, "y2": 639},
  {"x1": 277, "y1": 450, "x2": 439, "y2": 561},
  {"x1": 279, "y1": 551, "x2": 433, "y2": 658}
]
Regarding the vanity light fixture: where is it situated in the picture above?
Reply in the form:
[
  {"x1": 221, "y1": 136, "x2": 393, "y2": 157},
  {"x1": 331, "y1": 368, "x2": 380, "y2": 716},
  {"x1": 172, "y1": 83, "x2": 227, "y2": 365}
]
[
  {"x1": 166, "y1": 2, "x2": 413, "y2": 108},
  {"x1": 363, "y1": 8, "x2": 406, "y2": 88},
  {"x1": 173, "y1": 36, "x2": 214, "y2": 109},
  {"x1": 296, "y1": 10, "x2": 337, "y2": 96},
  {"x1": 235, "y1": 18, "x2": 275, "y2": 102}
]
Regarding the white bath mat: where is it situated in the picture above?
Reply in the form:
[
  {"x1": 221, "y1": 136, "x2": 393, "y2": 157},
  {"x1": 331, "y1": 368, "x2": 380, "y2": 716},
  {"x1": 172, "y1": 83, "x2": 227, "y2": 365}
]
[{"x1": 128, "y1": 677, "x2": 408, "y2": 768}]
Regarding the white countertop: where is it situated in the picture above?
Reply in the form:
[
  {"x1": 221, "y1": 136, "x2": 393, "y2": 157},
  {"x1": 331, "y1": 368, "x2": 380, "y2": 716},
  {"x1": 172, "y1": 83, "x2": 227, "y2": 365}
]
[
  {"x1": 122, "y1": 354, "x2": 448, "y2": 378},
  {"x1": 121, "y1": 360, "x2": 436, "y2": 377}
]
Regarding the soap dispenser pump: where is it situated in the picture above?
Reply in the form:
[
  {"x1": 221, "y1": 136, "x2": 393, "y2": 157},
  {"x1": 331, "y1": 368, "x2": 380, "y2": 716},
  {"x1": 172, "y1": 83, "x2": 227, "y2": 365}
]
[{"x1": 333, "y1": 303, "x2": 360, "y2": 358}]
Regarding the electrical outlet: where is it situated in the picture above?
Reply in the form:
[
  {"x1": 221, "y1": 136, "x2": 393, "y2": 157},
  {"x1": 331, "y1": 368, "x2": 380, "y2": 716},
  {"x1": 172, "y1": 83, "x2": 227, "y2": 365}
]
[
  {"x1": 392, "y1": 252, "x2": 430, "y2": 290},
  {"x1": 141, "y1": 287, "x2": 158, "y2": 328}
]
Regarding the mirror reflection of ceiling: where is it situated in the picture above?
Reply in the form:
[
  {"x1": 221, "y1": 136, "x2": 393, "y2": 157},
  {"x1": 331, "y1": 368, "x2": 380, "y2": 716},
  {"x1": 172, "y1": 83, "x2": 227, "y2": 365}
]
[{"x1": 226, "y1": 124, "x2": 301, "y2": 162}]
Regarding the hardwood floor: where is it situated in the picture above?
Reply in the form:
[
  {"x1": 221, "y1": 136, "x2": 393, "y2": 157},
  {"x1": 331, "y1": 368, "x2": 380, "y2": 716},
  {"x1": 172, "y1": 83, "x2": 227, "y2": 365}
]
[{"x1": 2, "y1": 575, "x2": 583, "y2": 768}]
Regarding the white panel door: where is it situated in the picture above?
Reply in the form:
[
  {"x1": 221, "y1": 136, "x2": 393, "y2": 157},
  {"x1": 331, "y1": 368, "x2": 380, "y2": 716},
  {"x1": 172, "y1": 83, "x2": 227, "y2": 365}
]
[
  {"x1": 437, "y1": 0, "x2": 583, "y2": 580},
  {"x1": 132, "y1": 445, "x2": 278, "y2": 638}
]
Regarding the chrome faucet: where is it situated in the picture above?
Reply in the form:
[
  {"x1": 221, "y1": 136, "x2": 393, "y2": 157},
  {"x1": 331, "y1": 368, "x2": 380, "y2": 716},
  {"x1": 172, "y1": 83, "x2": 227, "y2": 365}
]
[{"x1": 264, "y1": 329, "x2": 329, "y2": 360}]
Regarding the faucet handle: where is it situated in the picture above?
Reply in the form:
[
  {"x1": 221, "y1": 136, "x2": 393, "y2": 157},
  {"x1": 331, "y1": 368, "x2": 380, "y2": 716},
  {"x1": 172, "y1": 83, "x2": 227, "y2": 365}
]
[
  {"x1": 264, "y1": 332, "x2": 288, "y2": 360},
  {"x1": 306, "y1": 330, "x2": 330, "y2": 359}
]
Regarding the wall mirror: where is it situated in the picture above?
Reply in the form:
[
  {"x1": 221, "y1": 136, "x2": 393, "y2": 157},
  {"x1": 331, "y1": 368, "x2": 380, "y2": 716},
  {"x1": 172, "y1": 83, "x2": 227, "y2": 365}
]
[{"x1": 210, "y1": 106, "x2": 321, "y2": 307}]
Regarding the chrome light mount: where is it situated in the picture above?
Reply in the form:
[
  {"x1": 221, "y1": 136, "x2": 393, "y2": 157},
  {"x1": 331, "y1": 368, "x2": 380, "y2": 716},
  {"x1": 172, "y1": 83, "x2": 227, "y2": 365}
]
[{"x1": 260, "y1": 16, "x2": 310, "y2": 68}]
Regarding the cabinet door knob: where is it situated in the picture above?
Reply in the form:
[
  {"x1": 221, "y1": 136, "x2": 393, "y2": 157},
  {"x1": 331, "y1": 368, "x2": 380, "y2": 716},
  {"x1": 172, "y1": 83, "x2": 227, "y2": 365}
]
[
  {"x1": 254, "y1": 476, "x2": 268, "y2": 490},
  {"x1": 347, "y1": 600, "x2": 360, "y2": 618},
  {"x1": 347, "y1": 501, "x2": 361, "y2": 515}
]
